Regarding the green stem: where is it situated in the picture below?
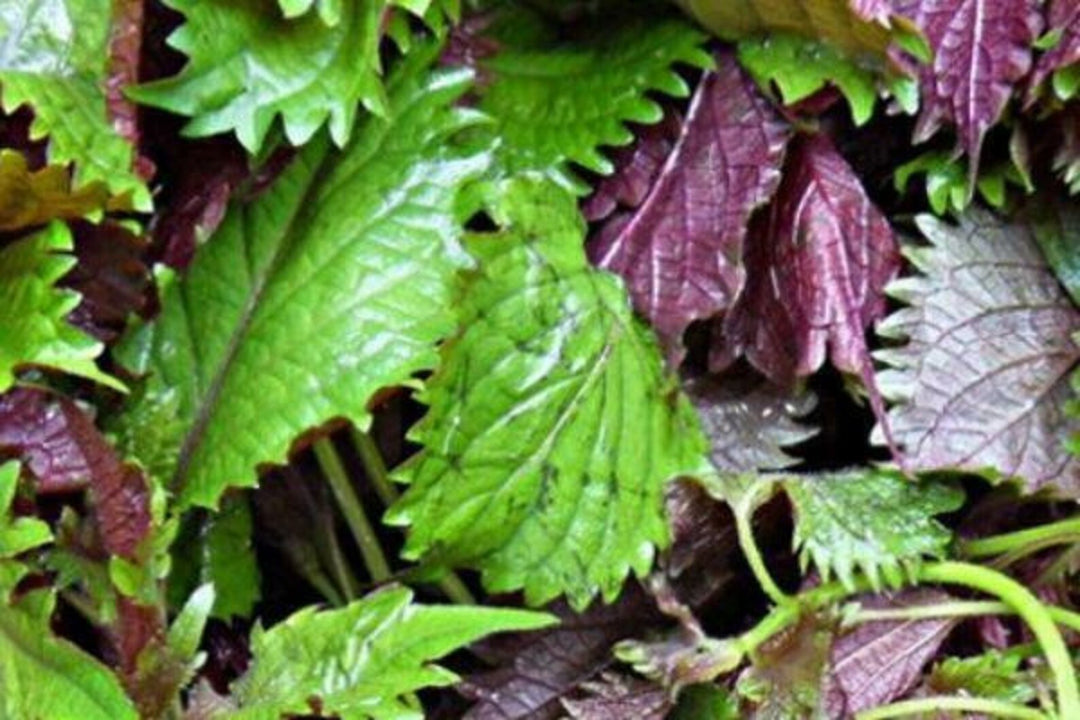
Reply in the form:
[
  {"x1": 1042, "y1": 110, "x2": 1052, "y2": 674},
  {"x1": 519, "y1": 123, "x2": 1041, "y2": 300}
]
[
  {"x1": 734, "y1": 505, "x2": 788, "y2": 605},
  {"x1": 320, "y1": 530, "x2": 359, "y2": 603},
  {"x1": 851, "y1": 600, "x2": 1080, "y2": 633},
  {"x1": 314, "y1": 438, "x2": 392, "y2": 583},
  {"x1": 917, "y1": 562, "x2": 1080, "y2": 719},
  {"x1": 961, "y1": 517, "x2": 1080, "y2": 558},
  {"x1": 281, "y1": 541, "x2": 347, "y2": 606},
  {"x1": 856, "y1": 696, "x2": 1047, "y2": 720},
  {"x1": 348, "y1": 427, "x2": 478, "y2": 605}
]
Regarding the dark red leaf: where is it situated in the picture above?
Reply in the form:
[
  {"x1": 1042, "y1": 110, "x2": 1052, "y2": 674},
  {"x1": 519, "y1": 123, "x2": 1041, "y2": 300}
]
[
  {"x1": 823, "y1": 590, "x2": 956, "y2": 718},
  {"x1": 713, "y1": 133, "x2": 900, "y2": 398},
  {"x1": 582, "y1": 115, "x2": 681, "y2": 223},
  {"x1": 1031, "y1": 0, "x2": 1080, "y2": 99},
  {"x1": 0, "y1": 387, "x2": 150, "y2": 558},
  {"x1": 560, "y1": 672, "x2": 671, "y2": 720},
  {"x1": 589, "y1": 50, "x2": 789, "y2": 359},
  {"x1": 62, "y1": 220, "x2": 149, "y2": 343},
  {"x1": 461, "y1": 587, "x2": 663, "y2": 720},
  {"x1": 107, "y1": 0, "x2": 155, "y2": 181},
  {"x1": 895, "y1": 0, "x2": 1041, "y2": 177}
]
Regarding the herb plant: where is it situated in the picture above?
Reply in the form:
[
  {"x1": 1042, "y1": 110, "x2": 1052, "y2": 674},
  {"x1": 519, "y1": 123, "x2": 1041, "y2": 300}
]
[{"x1": 0, "y1": 0, "x2": 1078, "y2": 718}]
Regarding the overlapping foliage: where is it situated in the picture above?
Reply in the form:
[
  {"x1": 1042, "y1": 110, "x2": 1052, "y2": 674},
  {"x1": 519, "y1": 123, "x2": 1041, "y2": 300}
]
[{"x1": 0, "y1": 0, "x2": 1078, "y2": 718}]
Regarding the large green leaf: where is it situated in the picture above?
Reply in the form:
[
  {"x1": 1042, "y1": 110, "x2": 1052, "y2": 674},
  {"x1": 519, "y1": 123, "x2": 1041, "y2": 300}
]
[
  {"x1": 387, "y1": 179, "x2": 709, "y2": 609},
  {"x1": 0, "y1": 223, "x2": 122, "y2": 392},
  {"x1": 0, "y1": 0, "x2": 148, "y2": 206},
  {"x1": 129, "y1": 0, "x2": 438, "y2": 153},
  {"x1": 231, "y1": 586, "x2": 554, "y2": 720},
  {"x1": 783, "y1": 470, "x2": 963, "y2": 590},
  {"x1": 117, "y1": 51, "x2": 488, "y2": 509},
  {"x1": 0, "y1": 592, "x2": 139, "y2": 720},
  {"x1": 473, "y1": 11, "x2": 710, "y2": 191}
]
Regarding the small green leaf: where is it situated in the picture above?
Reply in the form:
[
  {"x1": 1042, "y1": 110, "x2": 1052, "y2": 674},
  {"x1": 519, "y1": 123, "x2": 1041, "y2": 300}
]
[
  {"x1": 0, "y1": 223, "x2": 123, "y2": 393},
  {"x1": 782, "y1": 470, "x2": 963, "y2": 590},
  {"x1": 928, "y1": 650, "x2": 1039, "y2": 704},
  {"x1": 474, "y1": 11, "x2": 710, "y2": 191},
  {"x1": 388, "y1": 178, "x2": 710, "y2": 609},
  {"x1": 1030, "y1": 197, "x2": 1080, "y2": 307},
  {"x1": 0, "y1": 462, "x2": 52, "y2": 600},
  {"x1": 0, "y1": 151, "x2": 111, "y2": 231},
  {"x1": 0, "y1": 592, "x2": 139, "y2": 720},
  {"x1": 167, "y1": 584, "x2": 215, "y2": 666},
  {"x1": 0, "y1": 0, "x2": 149, "y2": 206},
  {"x1": 230, "y1": 586, "x2": 554, "y2": 720},
  {"x1": 737, "y1": 34, "x2": 879, "y2": 125}
]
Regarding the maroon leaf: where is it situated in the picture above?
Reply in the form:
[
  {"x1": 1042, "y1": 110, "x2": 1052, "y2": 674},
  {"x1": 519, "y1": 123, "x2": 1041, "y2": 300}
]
[
  {"x1": 663, "y1": 480, "x2": 740, "y2": 611},
  {"x1": 875, "y1": 208, "x2": 1080, "y2": 496},
  {"x1": 589, "y1": 51, "x2": 789, "y2": 359},
  {"x1": 0, "y1": 387, "x2": 150, "y2": 557},
  {"x1": 1031, "y1": 0, "x2": 1080, "y2": 99},
  {"x1": 582, "y1": 115, "x2": 681, "y2": 223},
  {"x1": 107, "y1": 0, "x2": 155, "y2": 182},
  {"x1": 823, "y1": 590, "x2": 956, "y2": 717},
  {"x1": 713, "y1": 133, "x2": 900, "y2": 399},
  {"x1": 560, "y1": 672, "x2": 671, "y2": 720},
  {"x1": 62, "y1": 220, "x2": 149, "y2": 343},
  {"x1": 461, "y1": 587, "x2": 663, "y2": 720},
  {"x1": 895, "y1": 0, "x2": 1041, "y2": 178}
]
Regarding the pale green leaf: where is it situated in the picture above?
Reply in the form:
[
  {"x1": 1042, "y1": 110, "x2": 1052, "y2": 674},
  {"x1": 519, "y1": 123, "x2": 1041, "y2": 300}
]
[
  {"x1": 231, "y1": 585, "x2": 554, "y2": 720},
  {"x1": 927, "y1": 650, "x2": 1039, "y2": 704},
  {"x1": 0, "y1": 592, "x2": 139, "y2": 720},
  {"x1": 737, "y1": 34, "x2": 878, "y2": 125},
  {"x1": 474, "y1": 11, "x2": 711, "y2": 191},
  {"x1": 782, "y1": 470, "x2": 963, "y2": 590},
  {"x1": 167, "y1": 584, "x2": 215, "y2": 666},
  {"x1": 0, "y1": 0, "x2": 149, "y2": 206},
  {"x1": 129, "y1": 0, "x2": 409, "y2": 153},
  {"x1": 0, "y1": 223, "x2": 123, "y2": 392},
  {"x1": 116, "y1": 50, "x2": 488, "y2": 509},
  {"x1": 387, "y1": 179, "x2": 710, "y2": 609}
]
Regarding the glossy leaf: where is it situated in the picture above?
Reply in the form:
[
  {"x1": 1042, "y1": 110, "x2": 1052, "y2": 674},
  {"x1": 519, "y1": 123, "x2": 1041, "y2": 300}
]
[
  {"x1": 130, "y1": 0, "x2": 391, "y2": 153},
  {"x1": 875, "y1": 209, "x2": 1080, "y2": 496},
  {"x1": 714, "y1": 133, "x2": 900, "y2": 394},
  {"x1": 0, "y1": 592, "x2": 139, "y2": 720},
  {"x1": 0, "y1": 223, "x2": 122, "y2": 392},
  {"x1": 388, "y1": 179, "x2": 710, "y2": 609},
  {"x1": 117, "y1": 53, "x2": 488, "y2": 509},
  {"x1": 0, "y1": 0, "x2": 149, "y2": 205},
  {"x1": 589, "y1": 52, "x2": 789, "y2": 357},
  {"x1": 472, "y1": 11, "x2": 711, "y2": 191},
  {"x1": 674, "y1": 0, "x2": 900, "y2": 61},
  {"x1": 897, "y1": 0, "x2": 1041, "y2": 181},
  {"x1": 230, "y1": 586, "x2": 554, "y2": 720},
  {"x1": 782, "y1": 470, "x2": 963, "y2": 590}
]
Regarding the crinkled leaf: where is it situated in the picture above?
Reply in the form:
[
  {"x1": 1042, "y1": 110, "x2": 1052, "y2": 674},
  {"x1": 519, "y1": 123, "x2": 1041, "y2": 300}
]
[
  {"x1": 675, "y1": 0, "x2": 900, "y2": 61},
  {"x1": 782, "y1": 470, "x2": 963, "y2": 590},
  {"x1": 896, "y1": 0, "x2": 1041, "y2": 182},
  {"x1": 0, "y1": 462, "x2": 52, "y2": 598},
  {"x1": 1030, "y1": 0, "x2": 1080, "y2": 101},
  {"x1": 582, "y1": 115, "x2": 680, "y2": 224},
  {"x1": 0, "y1": 223, "x2": 122, "y2": 392},
  {"x1": 129, "y1": 0, "x2": 392, "y2": 153},
  {"x1": 116, "y1": 53, "x2": 489, "y2": 509},
  {"x1": 461, "y1": 587, "x2": 662, "y2": 720},
  {"x1": 824, "y1": 589, "x2": 955, "y2": 716},
  {"x1": 589, "y1": 52, "x2": 789, "y2": 356},
  {"x1": 875, "y1": 209, "x2": 1080, "y2": 496},
  {"x1": 686, "y1": 371, "x2": 816, "y2": 475},
  {"x1": 715, "y1": 133, "x2": 900, "y2": 396},
  {"x1": 471, "y1": 11, "x2": 711, "y2": 191},
  {"x1": 231, "y1": 586, "x2": 554, "y2": 720},
  {"x1": 0, "y1": 593, "x2": 139, "y2": 720},
  {"x1": 561, "y1": 672, "x2": 671, "y2": 720},
  {"x1": 388, "y1": 179, "x2": 709, "y2": 609},
  {"x1": 0, "y1": 150, "x2": 111, "y2": 231},
  {"x1": 737, "y1": 34, "x2": 879, "y2": 125},
  {"x1": 0, "y1": 0, "x2": 149, "y2": 205},
  {"x1": 926, "y1": 649, "x2": 1039, "y2": 704}
]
